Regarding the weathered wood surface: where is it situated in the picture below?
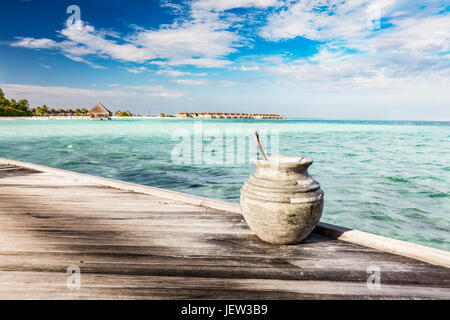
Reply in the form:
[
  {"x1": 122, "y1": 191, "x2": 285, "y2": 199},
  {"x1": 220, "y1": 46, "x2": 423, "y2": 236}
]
[{"x1": 0, "y1": 164, "x2": 448, "y2": 299}]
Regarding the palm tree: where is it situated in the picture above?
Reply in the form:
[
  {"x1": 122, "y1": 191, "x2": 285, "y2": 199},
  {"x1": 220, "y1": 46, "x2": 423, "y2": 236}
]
[{"x1": 36, "y1": 105, "x2": 48, "y2": 116}]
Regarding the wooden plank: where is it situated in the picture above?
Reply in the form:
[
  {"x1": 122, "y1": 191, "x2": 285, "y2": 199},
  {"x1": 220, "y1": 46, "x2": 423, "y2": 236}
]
[
  {"x1": 0, "y1": 272, "x2": 448, "y2": 300},
  {"x1": 0, "y1": 255, "x2": 447, "y2": 287}
]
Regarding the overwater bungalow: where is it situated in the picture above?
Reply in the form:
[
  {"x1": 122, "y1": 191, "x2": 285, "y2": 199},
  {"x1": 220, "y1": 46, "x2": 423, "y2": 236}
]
[{"x1": 175, "y1": 112, "x2": 285, "y2": 119}]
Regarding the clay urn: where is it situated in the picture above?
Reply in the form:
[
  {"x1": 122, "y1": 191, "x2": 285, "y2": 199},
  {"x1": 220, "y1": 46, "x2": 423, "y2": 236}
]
[{"x1": 240, "y1": 155, "x2": 324, "y2": 245}]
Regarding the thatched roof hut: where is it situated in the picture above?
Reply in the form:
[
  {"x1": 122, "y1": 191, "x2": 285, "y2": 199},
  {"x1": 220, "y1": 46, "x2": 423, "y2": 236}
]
[{"x1": 89, "y1": 103, "x2": 112, "y2": 118}]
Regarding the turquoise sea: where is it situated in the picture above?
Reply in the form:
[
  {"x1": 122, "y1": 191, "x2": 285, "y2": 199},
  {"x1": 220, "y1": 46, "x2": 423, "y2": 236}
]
[{"x1": 0, "y1": 118, "x2": 448, "y2": 251}]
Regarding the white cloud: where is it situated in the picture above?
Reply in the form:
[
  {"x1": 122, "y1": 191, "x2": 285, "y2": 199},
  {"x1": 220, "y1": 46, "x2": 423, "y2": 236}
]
[
  {"x1": 160, "y1": 0, "x2": 186, "y2": 14},
  {"x1": 10, "y1": 7, "x2": 241, "y2": 69},
  {"x1": 353, "y1": 14, "x2": 450, "y2": 55},
  {"x1": 11, "y1": 22, "x2": 152, "y2": 69},
  {"x1": 124, "y1": 85, "x2": 188, "y2": 97},
  {"x1": 170, "y1": 78, "x2": 240, "y2": 86},
  {"x1": 157, "y1": 69, "x2": 207, "y2": 77},
  {"x1": 130, "y1": 20, "x2": 239, "y2": 67},
  {"x1": 192, "y1": 0, "x2": 278, "y2": 11},
  {"x1": 59, "y1": 42, "x2": 97, "y2": 56},
  {"x1": 156, "y1": 57, "x2": 232, "y2": 68},
  {"x1": 64, "y1": 54, "x2": 107, "y2": 69},
  {"x1": 260, "y1": 0, "x2": 417, "y2": 42},
  {"x1": 268, "y1": 45, "x2": 450, "y2": 92},
  {"x1": 261, "y1": 0, "x2": 450, "y2": 89},
  {"x1": 60, "y1": 22, "x2": 152, "y2": 62},
  {"x1": 267, "y1": 47, "x2": 379, "y2": 89},
  {"x1": 240, "y1": 65, "x2": 260, "y2": 71},
  {"x1": 171, "y1": 79, "x2": 211, "y2": 85},
  {"x1": 219, "y1": 80, "x2": 239, "y2": 86},
  {"x1": 125, "y1": 66, "x2": 149, "y2": 74},
  {"x1": 11, "y1": 37, "x2": 57, "y2": 49}
]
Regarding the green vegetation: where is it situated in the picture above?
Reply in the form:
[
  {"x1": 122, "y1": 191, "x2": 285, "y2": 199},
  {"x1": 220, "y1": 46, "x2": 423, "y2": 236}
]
[
  {"x1": 115, "y1": 110, "x2": 131, "y2": 117},
  {"x1": 159, "y1": 112, "x2": 165, "y2": 117},
  {"x1": 0, "y1": 88, "x2": 32, "y2": 117},
  {"x1": 167, "y1": 114, "x2": 174, "y2": 117},
  {"x1": 75, "y1": 108, "x2": 88, "y2": 116},
  {"x1": 35, "y1": 105, "x2": 48, "y2": 116}
]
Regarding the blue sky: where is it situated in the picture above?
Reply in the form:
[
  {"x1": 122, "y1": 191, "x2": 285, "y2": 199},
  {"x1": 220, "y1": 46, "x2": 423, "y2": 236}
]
[{"x1": 0, "y1": 0, "x2": 449, "y2": 119}]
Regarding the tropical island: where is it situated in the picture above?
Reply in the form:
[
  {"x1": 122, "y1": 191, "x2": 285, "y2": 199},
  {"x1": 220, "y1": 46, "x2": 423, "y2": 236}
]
[
  {"x1": 0, "y1": 88, "x2": 32, "y2": 117},
  {"x1": 0, "y1": 88, "x2": 139, "y2": 119},
  {"x1": 1, "y1": 88, "x2": 284, "y2": 120}
]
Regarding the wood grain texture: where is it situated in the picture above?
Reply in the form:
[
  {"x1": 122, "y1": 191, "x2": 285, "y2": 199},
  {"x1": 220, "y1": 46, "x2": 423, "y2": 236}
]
[{"x1": 0, "y1": 164, "x2": 448, "y2": 300}]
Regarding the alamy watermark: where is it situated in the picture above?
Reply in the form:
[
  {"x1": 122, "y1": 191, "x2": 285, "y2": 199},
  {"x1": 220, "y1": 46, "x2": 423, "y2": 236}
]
[
  {"x1": 366, "y1": 265, "x2": 381, "y2": 290},
  {"x1": 66, "y1": 265, "x2": 81, "y2": 290},
  {"x1": 66, "y1": 5, "x2": 81, "y2": 27},
  {"x1": 171, "y1": 121, "x2": 279, "y2": 165}
]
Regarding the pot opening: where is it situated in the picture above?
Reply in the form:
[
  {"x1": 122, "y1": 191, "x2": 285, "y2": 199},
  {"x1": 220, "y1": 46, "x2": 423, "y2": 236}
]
[{"x1": 255, "y1": 155, "x2": 311, "y2": 164}]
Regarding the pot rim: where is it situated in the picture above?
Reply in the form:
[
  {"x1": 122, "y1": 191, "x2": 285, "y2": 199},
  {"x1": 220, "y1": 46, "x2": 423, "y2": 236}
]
[{"x1": 252, "y1": 155, "x2": 313, "y2": 169}]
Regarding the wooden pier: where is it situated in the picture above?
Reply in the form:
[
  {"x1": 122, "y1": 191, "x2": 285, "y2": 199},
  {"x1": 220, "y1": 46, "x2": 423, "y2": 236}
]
[{"x1": 0, "y1": 158, "x2": 449, "y2": 299}]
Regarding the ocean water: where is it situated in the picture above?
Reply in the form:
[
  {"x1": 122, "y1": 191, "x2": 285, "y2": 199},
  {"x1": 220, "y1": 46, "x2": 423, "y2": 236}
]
[{"x1": 0, "y1": 118, "x2": 448, "y2": 251}]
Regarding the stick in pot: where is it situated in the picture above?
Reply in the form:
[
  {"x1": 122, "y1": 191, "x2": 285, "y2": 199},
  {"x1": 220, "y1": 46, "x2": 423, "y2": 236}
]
[{"x1": 253, "y1": 131, "x2": 268, "y2": 161}]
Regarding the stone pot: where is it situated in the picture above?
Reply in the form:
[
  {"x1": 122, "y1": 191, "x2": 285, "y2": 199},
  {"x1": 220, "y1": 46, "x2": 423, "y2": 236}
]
[{"x1": 240, "y1": 155, "x2": 324, "y2": 245}]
